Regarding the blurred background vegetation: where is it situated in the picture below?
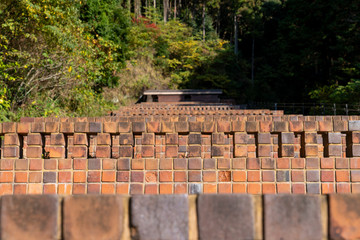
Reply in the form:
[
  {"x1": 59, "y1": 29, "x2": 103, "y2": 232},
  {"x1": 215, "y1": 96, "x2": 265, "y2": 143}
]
[{"x1": 0, "y1": 0, "x2": 359, "y2": 120}]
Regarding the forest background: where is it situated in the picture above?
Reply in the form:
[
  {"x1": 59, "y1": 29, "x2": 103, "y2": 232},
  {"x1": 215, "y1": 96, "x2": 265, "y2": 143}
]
[{"x1": 0, "y1": 0, "x2": 359, "y2": 120}]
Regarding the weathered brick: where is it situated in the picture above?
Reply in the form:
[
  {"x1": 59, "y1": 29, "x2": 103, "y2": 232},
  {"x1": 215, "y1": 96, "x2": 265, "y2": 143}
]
[
  {"x1": 258, "y1": 133, "x2": 271, "y2": 144},
  {"x1": 234, "y1": 133, "x2": 248, "y2": 144},
  {"x1": 329, "y1": 195, "x2": 360, "y2": 239},
  {"x1": 246, "y1": 121, "x2": 258, "y2": 132},
  {"x1": 217, "y1": 121, "x2": 231, "y2": 132},
  {"x1": 264, "y1": 195, "x2": 324, "y2": 240},
  {"x1": 74, "y1": 122, "x2": 89, "y2": 132},
  {"x1": 50, "y1": 133, "x2": 65, "y2": 145},
  {"x1": 328, "y1": 132, "x2": 342, "y2": 144},
  {"x1": 2, "y1": 122, "x2": 16, "y2": 133},
  {"x1": 118, "y1": 122, "x2": 131, "y2": 133},
  {"x1": 289, "y1": 121, "x2": 303, "y2": 132},
  {"x1": 60, "y1": 122, "x2": 74, "y2": 133},
  {"x1": 89, "y1": 122, "x2": 102, "y2": 133},
  {"x1": 131, "y1": 195, "x2": 188, "y2": 240},
  {"x1": 349, "y1": 121, "x2": 360, "y2": 131},
  {"x1": 46, "y1": 146, "x2": 65, "y2": 158},
  {"x1": 281, "y1": 132, "x2": 295, "y2": 144},
  {"x1": 45, "y1": 122, "x2": 59, "y2": 133},
  {"x1": 132, "y1": 122, "x2": 146, "y2": 133},
  {"x1": 74, "y1": 133, "x2": 88, "y2": 145},
  {"x1": 1, "y1": 195, "x2": 60, "y2": 240},
  {"x1": 198, "y1": 195, "x2": 256, "y2": 240},
  {"x1": 146, "y1": 122, "x2": 161, "y2": 133},
  {"x1": 232, "y1": 121, "x2": 245, "y2": 132},
  {"x1": 3, "y1": 146, "x2": 19, "y2": 158},
  {"x1": 103, "y1": 122, "x2": 118, "y2": 133},
  {"x1": 4, "y1": 134, "x2": 20, "y2": 145},
  {"x1": 96, "y1": 133, "x2": 111, "y2": 145},
  {"x1": 64, "y1": 195, "x2": 125, "y2": 240},
  {"x1": 175, "y1": 121, "x2": 189, "y2": 133},
  {"x1": 188, "y1": 133, "x2": 201, "y2": 144},
  {"x1": 202, "y1": 121, "x2": 215, "y2": 133},
  {"x1": 96, "y1": 146, "x2": 111, "y2": 158}
]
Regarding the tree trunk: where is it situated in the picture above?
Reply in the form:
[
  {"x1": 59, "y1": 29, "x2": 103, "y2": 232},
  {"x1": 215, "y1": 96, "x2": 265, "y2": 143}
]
[
  {"x1": 234, "y1": 14, "x2": 238, "y2": 55},
  {"x1": 163, "y1": 0, "x2": 168, "y2": 22},
  {"x1": 128, "y1": 0, "x2": 131, "y2": 13},
  {"x1": 154, "y1": 0, "x2": 156, "y2": 8},
  {"x1": 251, "y1": 37, "x2": 255, "y2": 86},
  {"x1": 216, "y1": 6, "x2": 220, "y2": 36},
  {"x1": 202, "y1": 0, "x2": 206, "y2": 41},
  {"x1": 174, "y1": 0, "x2": 177, "y2": 20}
]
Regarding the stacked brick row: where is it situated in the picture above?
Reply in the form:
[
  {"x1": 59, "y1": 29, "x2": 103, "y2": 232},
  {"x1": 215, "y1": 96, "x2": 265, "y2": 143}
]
[
  {"x1": 110, "y1": 104, "x2": 283, "y2": 116},
  {"x1": 20, "y1": 114, "x2": 360, "y2": 124},
  {"x1": 1, "y1": 194, "x2": 360, "y2": 240},
  {"x1": 2, "y1": 120, "x2": 360, "y2": 195}
]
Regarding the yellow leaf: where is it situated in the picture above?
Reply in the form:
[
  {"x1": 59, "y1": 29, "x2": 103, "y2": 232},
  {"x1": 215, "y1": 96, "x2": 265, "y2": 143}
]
[{"x1": 68, "y1": 66, "x2": 72, "y2": 72}]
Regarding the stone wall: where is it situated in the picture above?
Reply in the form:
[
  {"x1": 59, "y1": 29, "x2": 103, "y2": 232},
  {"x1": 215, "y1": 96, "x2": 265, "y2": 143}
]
[
  {"x1": 2, "y1": 117, "x2": 360, "y2": 194},
  {"x1": 0, "y1": 194, "x2": 359, "y2": 239}
]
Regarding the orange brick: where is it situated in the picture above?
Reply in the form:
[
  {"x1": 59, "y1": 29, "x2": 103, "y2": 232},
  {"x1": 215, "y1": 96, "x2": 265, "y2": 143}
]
[
  {"x1": 174, "y1": 171, "x2": 186, "y2": 182},
  {"x1": 73, "y1": 172, "x2": 86, "y2": 183},
  {"x1": 15, "y1": 172, "x2": 27, "y2": 183},
  {"x1": 0, "y1": 159, "x2": 14, "y2": 170},
  {"x1": 233, "y1": 171, "x2": 246, "y2": 182},
  {"x1": 321, "y1": 158, "x2": 335, "y2": 169},
  {"x1": 0, "y1": 184, "x2": 13, "y2": 195},
  {"x1": 203, "y1": 171, "x2": 216, "y2": 182},
  {"x1": 159, "y1": 158, "x2": 172, "y2": 170},
  {"x1": 159, "y1": 171, "x2": 172, "y2": 182},
  {"x1": 321, "y1": 171, "x2": 335, "y2": 182},
  {"x1": 292, "y1": 158, "x2": 305, "y2": 169},
  {"x1": 73, "y1": 184, "x2": 86, "y2": 194},
  {"x1": 233, "y1": 183, "x2": 246, "y2": 193},
  {"x1": 174, "y1": 183, "x2": 187, "y2": 194},
  {"x1": 145, "y1": 171, "x2": 158, "y2": 182},
  {"x1": 102, "y1": 159, "x2": 116, "y2": 170},
  {"x1": 87, "y1": 184, "x2": 101, "y2": 194},
  {"x1": 322, "y1": 183, "x2": 335, "y2": 194},
  {"x1": 43, "y1": 184, "x2": 56, "y2": 194},
  {"x1": 203, "y1": 183, "x2": 217, "y2": 193},
  {"x1": 58, "y1": 171, "x2": 71, "y2": 183},
  {"x1": 277, "y1": 158, "x2": 290, "y2": 169},
  {"x1": 0, "y1": 172, "x2": 13, "y2": 183},
  {"x1": 277, "y1": 183, "x2": 291, "y2": 193},
  {"x1": 247, "y1": 171, "x2": 260, "y2": 182},
  {"x1": 58, "y1": 159, "x2": 72, "y2": 169},
  {"x1": 292, "y1": 183, "x2": 306, "y2": 194},
  {"x1": 218, "y1": 171, "x2": 231, "y2": 182},
  {"x1": 14, "y1": 184, "x2": 26, "y2": 194},
  {"x1": 132, "y1": 159, "x2": 145, "y2": 170},
  {"x1": 58, "y1": 184, "x2": 72, "y2": 194},
  {"x1": 145, "y1": 184, "x2": 158, "y2": 194},
  {"x1": 28, "y1": 184, "x2": 42, "y2": 194},
  {"x1": 29, "y1": 159, "x2": 42, "y2": 170},
  {"x1": 159, "y1": 184, "x2": 173, "y2": 194},
  {"x1": 248, "y1": 183, "x2": 261, "y2": 194},
  {"x1": 336, "y1": 170, "x2": 350, "y2": 182},
  {"x1": 218, "y1": 184, "x2": 231, "y2": 193},
  {"x1": 145, "y1": 159, "x2": 158, "y2": 170},
  {"x1": 116, "y1": 183, "x2": 129, "y2": 194},
  {"x1": 102, "y1": 171, "x2": 116, "y2": 182},
  {"x1": 73, "y1": 159, "x2": 87, "y2": 170},
  {"x1": 101, "y1": 184, "x2": 115, "y2": 194},
  {"x1": 29, "y1": 172, "x2": 42, "y2": 183},
  {"x1": 262, "y1": 183, "x2": 276, "y2": 194},
  {"x1": 337, "y1": 183, "x2": 351, "y2": 193}
]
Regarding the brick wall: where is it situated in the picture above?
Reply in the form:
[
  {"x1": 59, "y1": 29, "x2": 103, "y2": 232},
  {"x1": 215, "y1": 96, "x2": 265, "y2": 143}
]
[
  {"x1": 0, "y1": 194, "x2": 359, "y2": 239},
  {"x1": 2, "y1": 119, "x2": 360, "y2": 194}
]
